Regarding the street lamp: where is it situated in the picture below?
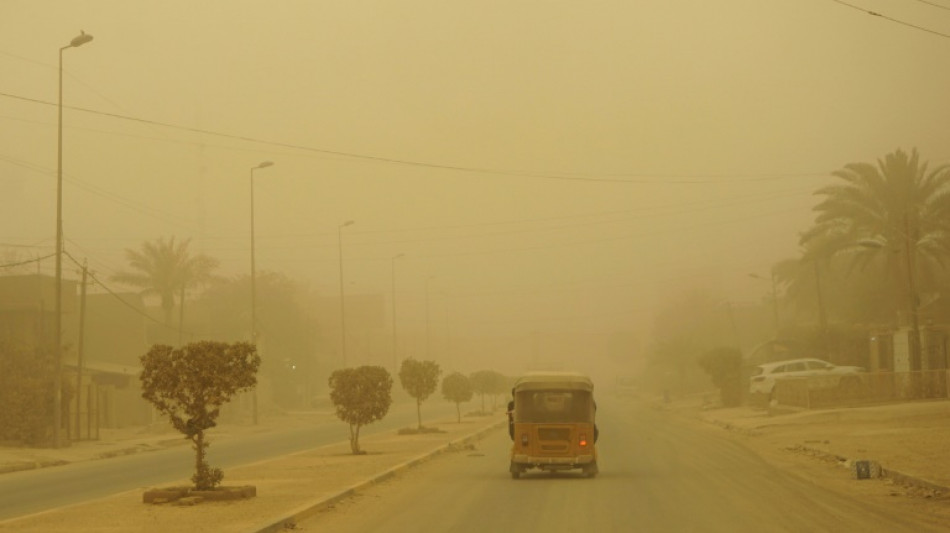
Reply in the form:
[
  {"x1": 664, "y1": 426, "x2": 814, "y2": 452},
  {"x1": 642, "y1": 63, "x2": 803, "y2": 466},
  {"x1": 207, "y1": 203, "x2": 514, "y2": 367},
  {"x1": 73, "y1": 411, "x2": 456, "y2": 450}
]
[
  {"x1": 749, "y1": 271, "x2": 779, "y2": 334},
  {"x1": 249, "y1": 160, "x2": 273, "y2": 425},
  {"x1": 338, "y1": 220, "x2": 355, "y2": 367},
  {"x1": 391, "y1": 253, "x2": 404, "y2": 375},
  {"x1": 250, "y1": 160, "x2": 274, "y2": 341},
  {"x1": 55, "y1": 30, "x2": 93, "y2": 447},
  {"x1": 425, "y1": 275, "x2": 436, "y2": 359}
]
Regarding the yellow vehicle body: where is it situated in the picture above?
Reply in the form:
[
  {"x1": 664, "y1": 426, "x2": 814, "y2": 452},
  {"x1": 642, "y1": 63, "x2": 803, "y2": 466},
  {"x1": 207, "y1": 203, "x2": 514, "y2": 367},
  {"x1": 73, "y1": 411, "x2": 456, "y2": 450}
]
[{"x1": 508, "y1": 372, "x2": 598, "y2": 479}]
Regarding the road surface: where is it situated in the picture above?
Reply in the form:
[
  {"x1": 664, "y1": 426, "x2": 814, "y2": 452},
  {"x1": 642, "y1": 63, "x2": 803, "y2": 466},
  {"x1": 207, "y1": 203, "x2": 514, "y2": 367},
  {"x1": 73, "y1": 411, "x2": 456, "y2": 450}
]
[
  {"x1": 0, "y1": 400, "x2": 457, "y2": 521},
  {"x1": 298, "y1": 398, "x2": 936, "y2": 532}
]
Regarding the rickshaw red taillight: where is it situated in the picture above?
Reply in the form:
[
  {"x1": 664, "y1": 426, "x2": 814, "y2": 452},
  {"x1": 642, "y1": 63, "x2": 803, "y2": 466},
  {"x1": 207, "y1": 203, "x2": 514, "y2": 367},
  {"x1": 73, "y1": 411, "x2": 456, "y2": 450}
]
[{"x1": 579, "y1": 434, "x2": 588, "y2": 447}]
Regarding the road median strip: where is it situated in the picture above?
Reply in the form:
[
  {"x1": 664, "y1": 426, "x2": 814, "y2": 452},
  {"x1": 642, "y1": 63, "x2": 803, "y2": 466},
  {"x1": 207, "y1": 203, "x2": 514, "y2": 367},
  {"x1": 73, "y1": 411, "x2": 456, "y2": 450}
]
[{"x1": 248, "y1": 419, "x2": 506, "y2": 533}]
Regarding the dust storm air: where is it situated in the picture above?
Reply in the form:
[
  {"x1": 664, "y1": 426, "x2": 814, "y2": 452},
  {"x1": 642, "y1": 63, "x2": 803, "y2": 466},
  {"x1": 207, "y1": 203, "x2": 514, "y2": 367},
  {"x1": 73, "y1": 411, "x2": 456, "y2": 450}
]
[{"x1": 2, "y1": 2, "x2": 950, "y2": 530}]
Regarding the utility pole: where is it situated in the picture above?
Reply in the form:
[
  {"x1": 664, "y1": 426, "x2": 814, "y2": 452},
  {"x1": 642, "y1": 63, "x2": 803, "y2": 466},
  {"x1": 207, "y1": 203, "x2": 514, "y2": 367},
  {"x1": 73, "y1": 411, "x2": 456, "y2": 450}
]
[
  {"x1": 75, "y1": 261, "x2": 88, "y2": 441},
  {"x1": 903, "y1": 214, "x2": 922, "y2": 371},
  {"x1": 338, "y1": 220, "x2": 354, "y2": 367},
  {"x1": 391, "y1": 253, "x2": 404, "y2": 375},
  {"x1": 814, "y1": 261, "x2": 828, "y2": 355}
]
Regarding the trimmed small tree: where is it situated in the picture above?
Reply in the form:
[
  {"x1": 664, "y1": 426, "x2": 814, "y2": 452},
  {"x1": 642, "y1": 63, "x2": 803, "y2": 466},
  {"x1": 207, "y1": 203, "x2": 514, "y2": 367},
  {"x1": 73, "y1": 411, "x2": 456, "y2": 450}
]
[
  {"x1": 328, "y1": 365, "x2": 393, "y2": 454},
  {"x1": 470, "y1": 370, "x2": 505, "y2": 413},
  {"x1": 140, "y1": 341, "x2": 260, "y2": 490},
  {"x1": 441, "y1": 372, "x2": 474, "y2": 423},
  {"x1": 488, "y1": 372, "x2": 511, "y2": 410},
  {"x1": 399, "y1": 358, "x2": 441, "y2": 430}
]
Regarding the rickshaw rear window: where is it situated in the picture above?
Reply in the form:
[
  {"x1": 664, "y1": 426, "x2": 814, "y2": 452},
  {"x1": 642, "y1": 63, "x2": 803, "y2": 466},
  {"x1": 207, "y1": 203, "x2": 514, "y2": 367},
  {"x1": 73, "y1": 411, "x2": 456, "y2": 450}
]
[{"x1": 514, "y1": 390, "x2": 593, "y2": 423}]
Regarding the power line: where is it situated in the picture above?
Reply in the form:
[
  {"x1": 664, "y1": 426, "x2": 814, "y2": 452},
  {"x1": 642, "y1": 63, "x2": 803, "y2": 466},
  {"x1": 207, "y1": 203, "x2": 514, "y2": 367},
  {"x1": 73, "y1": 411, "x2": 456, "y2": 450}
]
[
  {"x1": 909, "y1": 0, "x2": 950, "y2": 12},
  {"x1": 0, "y1": 91, "x2": 822, "y2": 185},
  {"x1": 829, "y1": 0, "x2": 950, "y2": 39},
  {"x1": 0, "y1": 151, "x2": 203, "y2": 233},
  {"x1": 0, "y1": 253, "x2": 54, "y2": 269},
  {"x1": 62, "y1": 247, "x2": 185, "y2": 334}
]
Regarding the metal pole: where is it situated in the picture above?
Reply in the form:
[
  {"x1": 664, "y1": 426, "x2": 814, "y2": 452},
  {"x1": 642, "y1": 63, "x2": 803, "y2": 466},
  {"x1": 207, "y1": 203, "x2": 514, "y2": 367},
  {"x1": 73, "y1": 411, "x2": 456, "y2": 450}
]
[
  {"x1": 249, "y1": 161, "x2": 272, "y2": 425},
  {"x1": 904, "y1": 214, "x2": 922, "y2": 371},
  {"x1": 749, "y1": 272, "x2": 779, "y2": 336},
  {"x1": 250, "y1": 168, "x2": 257, "y2": 424},
  {"x1": 178, "y1": 283, "x2": 185, "y2": 346},
  {"x1": 769, "y1": 271, "x2": 780, "y2": 333},
  {"x1": 338, "y1": 221, "x2": 354, "y2": 367},
  {"x1": 391, "y1": 253, "x2": 403, "y2": 375},
  {"x1": 54, "y1": 43, "x2": 65, "y2": 449},
  {"x1": 54, "y1": 31, "x2": 92, "y2": 448},
  {"x1": 814, "y1": 261, "x2": 828, "y2": 354},
  {"x1": 425, "y1": 275, "x2": 435, "y2": 360},
  {"x1": 250, "y1": 169, "x2": 256, "y2": 344},
  {"x1": 75, "y1": 262, "x2": 88, "y2": 441}
]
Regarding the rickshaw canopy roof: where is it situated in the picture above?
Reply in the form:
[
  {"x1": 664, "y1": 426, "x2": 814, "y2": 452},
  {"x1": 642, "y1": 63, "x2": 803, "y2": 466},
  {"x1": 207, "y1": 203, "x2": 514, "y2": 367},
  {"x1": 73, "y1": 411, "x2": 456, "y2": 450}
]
[{"x1": 512, "y1": 372, "x2": 594, "y2": 393}]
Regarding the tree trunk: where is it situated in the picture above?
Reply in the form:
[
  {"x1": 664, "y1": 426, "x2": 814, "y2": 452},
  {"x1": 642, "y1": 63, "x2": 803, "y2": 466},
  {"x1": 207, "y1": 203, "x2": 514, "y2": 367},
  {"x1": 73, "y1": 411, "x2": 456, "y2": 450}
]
[
  {"x1": 416, "y1": 399, "x2": 422, "y2": 430},
  {"x1": 456, "y1": 402, "x2": 461, "y2": 423},
  {"x1": 349, "y1": 423, "x2": 362, "y2": 454},
  {"x1": 193, "y1": 431, "x2": 205, "y2": 489}
]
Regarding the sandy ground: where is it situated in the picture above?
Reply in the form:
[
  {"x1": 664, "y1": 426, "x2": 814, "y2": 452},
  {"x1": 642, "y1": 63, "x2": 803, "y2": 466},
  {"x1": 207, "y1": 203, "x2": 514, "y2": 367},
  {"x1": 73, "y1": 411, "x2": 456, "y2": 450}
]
[
  {"x1": 661, "y1": 395, "x2": 950, "y2": 528},
  {"x1": 0, "y1": 412, "x2": 505, "y2": 533}
]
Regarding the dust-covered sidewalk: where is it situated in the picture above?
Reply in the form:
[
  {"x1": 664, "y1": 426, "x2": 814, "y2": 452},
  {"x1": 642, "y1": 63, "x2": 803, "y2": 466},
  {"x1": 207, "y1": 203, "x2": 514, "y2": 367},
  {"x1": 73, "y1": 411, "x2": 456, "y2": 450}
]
[
  {"x1": 0, "y1": 412, "x2": 505, "y2": 533},
  {"x1": 659, "y1": 393, "x2": 950, "y2": 493}
]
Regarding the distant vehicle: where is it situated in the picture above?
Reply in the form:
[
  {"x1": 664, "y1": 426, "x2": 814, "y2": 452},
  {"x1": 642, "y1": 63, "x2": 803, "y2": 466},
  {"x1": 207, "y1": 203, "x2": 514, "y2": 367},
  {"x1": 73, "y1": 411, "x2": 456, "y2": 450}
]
[
  {"x1": 749, "y1": 358, "x2": 865, "y2": 400},
  {"x1": 508, "y1": 371, "x2": 598, "y2": 479},
  {"x1": 613, "y1": 376, "x2": 638, "y2": 397}
]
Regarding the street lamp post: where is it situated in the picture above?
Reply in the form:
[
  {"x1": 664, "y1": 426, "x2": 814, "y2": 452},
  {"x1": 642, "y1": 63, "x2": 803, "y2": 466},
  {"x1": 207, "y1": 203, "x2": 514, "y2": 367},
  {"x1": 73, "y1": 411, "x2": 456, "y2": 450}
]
[
  {"x1": 54, "y1": 30, "x2": 93, "y2": 447},
  {"x1": 391, "y1": 253, "x2": 404, "y2": 375},
  {"x1": 249, "y1": 160, "x2": 273, "y2": 425},
  {"x1": 425, "y1": 275, "x2": 436, "y2": 360},
  {"x1": 749, "y1": 272, "x2": 780, "y2": 335},
  {"x1": 338, "y1": 220, "x2": 354, "y2": 367},
  {"x1": 813, "y1": 260, "x2": 828, "y2": 355}
]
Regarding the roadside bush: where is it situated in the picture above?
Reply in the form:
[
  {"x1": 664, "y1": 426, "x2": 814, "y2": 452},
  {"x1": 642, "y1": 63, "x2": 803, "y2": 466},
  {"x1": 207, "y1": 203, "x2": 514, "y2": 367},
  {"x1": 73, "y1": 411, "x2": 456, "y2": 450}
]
[
  {"x1": 0, "y1": 342, "x2": 56, "y2": 446},
  {"x1": 469, "y1": 370, "x2": 507, "y2": 412},
  {"x1": 698, "y1": 347, "x2": 743, "y2": 407}
]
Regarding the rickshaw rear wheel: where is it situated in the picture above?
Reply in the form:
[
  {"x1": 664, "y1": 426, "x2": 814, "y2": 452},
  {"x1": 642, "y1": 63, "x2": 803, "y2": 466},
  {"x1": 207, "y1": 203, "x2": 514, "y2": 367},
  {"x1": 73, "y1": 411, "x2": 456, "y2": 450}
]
[
  {"x1": 510, "y1": 462, "x2": 523, "y2": 479},
  {"x1": 582, "y1": 461, "x2": 599, "y2": 478}
]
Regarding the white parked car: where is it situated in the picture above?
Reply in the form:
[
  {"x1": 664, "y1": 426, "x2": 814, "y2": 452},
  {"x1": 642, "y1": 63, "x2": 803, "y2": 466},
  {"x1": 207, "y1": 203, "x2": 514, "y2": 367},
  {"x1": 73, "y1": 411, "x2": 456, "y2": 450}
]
[{"x1": 749, "y1": 358, "x2": 865, "y2": 398}]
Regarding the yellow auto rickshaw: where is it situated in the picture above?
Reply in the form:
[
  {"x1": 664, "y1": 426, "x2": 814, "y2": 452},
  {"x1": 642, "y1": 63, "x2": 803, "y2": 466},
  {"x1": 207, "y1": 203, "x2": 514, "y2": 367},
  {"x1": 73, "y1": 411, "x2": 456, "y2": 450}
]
[{"x1": 508, "y1": 371, "x2": 598, "y2": 479}]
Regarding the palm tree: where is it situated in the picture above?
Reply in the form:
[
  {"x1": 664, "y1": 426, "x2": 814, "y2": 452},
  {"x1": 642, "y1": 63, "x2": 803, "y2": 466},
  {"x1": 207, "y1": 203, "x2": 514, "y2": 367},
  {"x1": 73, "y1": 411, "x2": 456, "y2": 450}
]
[
  {"x1": 111, "y1": 237, "x2": 219, "y2": 335},
  {"x1": 800, "y1": 148, "x2": 950, "y2": 369},
  {"x1": 800, "y1": 148, "x2": 950, "y2": 285}
]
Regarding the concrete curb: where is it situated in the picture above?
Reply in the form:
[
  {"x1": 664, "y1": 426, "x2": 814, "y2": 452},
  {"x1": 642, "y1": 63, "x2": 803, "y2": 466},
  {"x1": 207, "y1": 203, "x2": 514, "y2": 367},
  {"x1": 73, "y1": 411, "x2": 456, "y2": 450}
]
[
  {"x1": 788, "y1": 443, "x2": 950, "y2": 495},
  {"x1": 247, "y1": 419, "x2": 507, "y2": 533}
]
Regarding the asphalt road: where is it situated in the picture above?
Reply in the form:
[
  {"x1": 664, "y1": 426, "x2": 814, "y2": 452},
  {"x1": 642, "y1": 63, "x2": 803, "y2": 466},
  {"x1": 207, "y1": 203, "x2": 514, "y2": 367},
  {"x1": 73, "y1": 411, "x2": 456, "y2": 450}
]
[
  {"x1": 0, "y1": 400, "x2": 457, "y2": 521},
  {"x1": 298, "y1": 398, "x2": 936, "y2": 533}
]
